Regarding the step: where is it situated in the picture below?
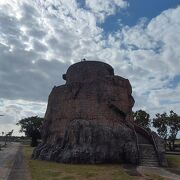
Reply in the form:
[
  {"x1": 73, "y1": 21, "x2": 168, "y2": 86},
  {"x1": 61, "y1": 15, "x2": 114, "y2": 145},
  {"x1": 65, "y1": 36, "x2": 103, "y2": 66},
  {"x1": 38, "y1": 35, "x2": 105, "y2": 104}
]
[
  {"x1": 139, "y1": 154, "x2": 157, "y2": 157},
  {"x1": 139, "y1": 146, "x2": 154, "y2": 150},
  {"x1": 141, "y1": 161, "x2": 159, "y2": 164},
  {"x1": 141, "y1": 158, "x2": 158, "y2": 161},
  {"x1": 140, "y1": 162, "x2": 158, "y2": 164},
  {"x1": 140, "y1": 163, "x2": 159, "y2": 167},
  {"x1": 139, "y1": 143, "x2": 154, "y2": 146},
  {"x1": 140, "y1": 159, "x2": 158, "y2": 162},
  {"x1": 140, "y1": 154, "x2": 157, "y2": 156},
  {"x1": 140, "y1": 158, "x2": 158, "y2": 161},
  {"x1": 139, "y1": 154, "x2": 157, "y2": 156},
  {"x1": 138, "y1": 143, "x2": 159, "y2": 167},
  {"x1": 140, "y1": 160, "x2": 159, "y2": 164},
  {"x1": 140, "y1": 155, "x2": 157, "y2": 158},
  {"x1": 140, "y1": 155, "x2": 158, "y2": 159},
  {"x1": 139, "y1": 144, "x2": 154, "y2": 147}
]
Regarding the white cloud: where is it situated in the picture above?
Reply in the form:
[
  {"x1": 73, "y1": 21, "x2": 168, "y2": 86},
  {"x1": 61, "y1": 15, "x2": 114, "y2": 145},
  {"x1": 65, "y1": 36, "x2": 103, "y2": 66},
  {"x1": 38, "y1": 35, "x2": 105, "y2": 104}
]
[
  {"x1": 113, "y1": 6, "x2": 180, "y2": 116},
  {"x1": 0, "y1": 1, "x2": 179, "y2": 135},
  {"x1": 0, "y1": 98, "x2": 46, "y2": 135},
  {"x1": 85, "y1": 0, "x2": 128, "y2": 22}
]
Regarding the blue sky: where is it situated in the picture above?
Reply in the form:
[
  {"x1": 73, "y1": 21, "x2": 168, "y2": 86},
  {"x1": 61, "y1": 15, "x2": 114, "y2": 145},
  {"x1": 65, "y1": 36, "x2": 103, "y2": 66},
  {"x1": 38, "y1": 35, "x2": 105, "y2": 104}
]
[
  {"x1": 102, "y1": 0, "x2": 180, "y2": 33},
  {"x1": 0, "y1": 0, "x2": 180, "y2": 135}
]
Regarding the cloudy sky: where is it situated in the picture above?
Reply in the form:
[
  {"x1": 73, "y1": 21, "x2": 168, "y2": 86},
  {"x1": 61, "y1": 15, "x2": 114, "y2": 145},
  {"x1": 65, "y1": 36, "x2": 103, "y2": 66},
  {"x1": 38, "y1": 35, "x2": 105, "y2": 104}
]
[{"x1": 0, "y1": 0, "x2": 180, "y2": 136}]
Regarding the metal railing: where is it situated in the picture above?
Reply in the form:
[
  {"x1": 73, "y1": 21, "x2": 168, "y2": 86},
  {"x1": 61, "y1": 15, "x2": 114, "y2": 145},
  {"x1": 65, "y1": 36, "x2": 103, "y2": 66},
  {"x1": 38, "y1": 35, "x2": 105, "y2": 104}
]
[
  {"x1": 127, "y1": 121, "x2": 140, "y2": 165},
  {"x1": 108, "y1": 105, "x2": 161, "y2": 165},
  {"x1": 132, "y1": 123, "x2": 161, "y2": 166},
  {"x1": 151, "y1": 133, "x2": 162, "y2": 166}
]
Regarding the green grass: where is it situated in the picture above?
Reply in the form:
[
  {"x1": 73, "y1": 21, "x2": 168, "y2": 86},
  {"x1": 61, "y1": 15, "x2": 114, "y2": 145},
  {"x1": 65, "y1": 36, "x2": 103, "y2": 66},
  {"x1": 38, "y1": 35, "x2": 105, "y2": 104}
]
[
  {"x1": 144, "y1": 173, "x2": 165, "y2": 180},
  {"x1": 166, "y1": 154, "x2": 180, "y2": 175},
  {"x1": 23, "y1": 145, "x2": 134, "y2": 180}
]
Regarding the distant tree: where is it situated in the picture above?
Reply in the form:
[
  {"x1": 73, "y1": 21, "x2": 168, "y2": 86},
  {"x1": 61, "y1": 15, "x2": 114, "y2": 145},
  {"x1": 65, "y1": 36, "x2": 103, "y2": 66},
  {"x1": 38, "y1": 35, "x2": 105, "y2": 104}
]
[
  {"x1": 133, "y1": 110, "x2": 150, "y2": 129},
  {"x1": 6, "y1": 130, "x2": 13, "y2": 136},
  {"x1": 168, "y1": 111, "x2": 180, "y2": 151},
  {"x1": 153, "y1": 111, "x2": 180, "y2": 151},
  {"x1": 4, "y1": 130, "x2": 14, "y2": 145},
  {"x1": 16, "y1": 116, "x2": 43, "y2": 147},
  {"x1": 152, "y1": 112, "x2": 168, "y2": 141}
]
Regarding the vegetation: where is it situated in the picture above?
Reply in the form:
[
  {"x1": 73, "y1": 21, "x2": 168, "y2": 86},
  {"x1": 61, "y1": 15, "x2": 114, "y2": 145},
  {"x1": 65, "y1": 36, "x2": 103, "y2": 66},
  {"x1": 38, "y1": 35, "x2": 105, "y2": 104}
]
[
  {"x1": 166, "y1": 154, "x2": 180, "y2": 175},
  {"x1": 24, "y1": 146, "x2": 134, "y2": 180},
  {"x1": 168, "y1": 111, "x2": 180, "y2": 151},
  {"x1": 153, "y1": 111, "x2": 180, "y2": 151},
  {"x1": 144, "y1": 174, "x2": 165, "y2": 180},
  {"x1": 133, "y1": 109, "x2": 180, "y2": 151},
  {"x1": 153, "y1": 113, "x2": 168, "y2": 141},
  {"x1": 24, "y1": 145, "x2": 169, "y2": 179},
  {"x1": 0, "y1": 130, "x2": 13, "y2": 146},
  {"x1": 17, "y1": 116, "x2": 43, "y2": 147},
  {"x1": 133, "y1": 110, "x2": 150, "y2": 129}
]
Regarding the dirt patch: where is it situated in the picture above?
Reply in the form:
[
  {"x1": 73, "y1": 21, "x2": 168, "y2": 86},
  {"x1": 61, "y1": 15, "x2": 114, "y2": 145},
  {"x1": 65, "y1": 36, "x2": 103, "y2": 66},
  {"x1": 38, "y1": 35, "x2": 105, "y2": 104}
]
[{"x1": 123, "y1": 164, "x2": 142, "y2": 177}]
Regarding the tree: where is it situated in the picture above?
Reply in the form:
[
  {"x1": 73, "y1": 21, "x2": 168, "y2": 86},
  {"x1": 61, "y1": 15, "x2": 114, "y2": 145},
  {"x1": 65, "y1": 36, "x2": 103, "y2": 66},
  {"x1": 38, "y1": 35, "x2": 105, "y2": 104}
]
[
  {"x1": 16, "y1": 116, "x2": 43, "y2": 147},
  {"x1": 168, "y1": 111, "x2": 180, "y2": 151},
  {"x1": 153, "y1": 111, "x2": 180, "y2": 151},
  {"x1": 4, "y1": 130, "x2": 14, "y2": 145},
  {"x1": 153, "y1": 112, "x2": 168, "y2": 148},
  {"x1": 133, "y1": 110, "x2": 150, "y2": 129}
]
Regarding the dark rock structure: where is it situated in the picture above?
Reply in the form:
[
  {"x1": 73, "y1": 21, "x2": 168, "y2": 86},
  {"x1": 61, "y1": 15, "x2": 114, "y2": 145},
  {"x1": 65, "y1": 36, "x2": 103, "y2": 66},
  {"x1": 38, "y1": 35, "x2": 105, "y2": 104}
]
[{"x1": 33, "y1": 61, "x2": 167, "y2": 166}]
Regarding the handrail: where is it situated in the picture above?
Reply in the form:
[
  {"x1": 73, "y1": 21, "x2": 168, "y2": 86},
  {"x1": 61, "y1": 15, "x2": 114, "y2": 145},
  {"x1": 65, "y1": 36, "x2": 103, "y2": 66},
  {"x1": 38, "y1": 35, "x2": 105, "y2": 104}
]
[
  {"x1": 132, "y1": 123, "x2": 152, "y2": 143},
  {"x1": 133, "y1": 125, "x2": 140, "y2": 165},
  {"x1": 151, "y1": 133, "x2": 162, "y2": 166},
  {"x1": 108, "y1": 104, "x2": 161, "y2": 165},
  {"x1": 126, "y1": 121, "x2": 140, "y2": 165},
  {"x1": 132, "y1": 122, "x2": 162, "y2": 166}
]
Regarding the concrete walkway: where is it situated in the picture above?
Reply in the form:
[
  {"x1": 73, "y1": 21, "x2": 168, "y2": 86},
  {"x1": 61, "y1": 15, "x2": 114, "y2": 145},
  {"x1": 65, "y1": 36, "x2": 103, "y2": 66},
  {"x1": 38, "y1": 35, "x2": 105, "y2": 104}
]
[
  {"x1": 0, "y1": 142, "x2": 30, "y2": 180},
  {"x1": 7, "y1": 144, "x2": 30, "y2": 180},
  {"x1": 0, "y1": 142, "x2": 20, "y2": 180},
  {"x1": 137, "y1": 166, "x2": 180, "y2": 180}
]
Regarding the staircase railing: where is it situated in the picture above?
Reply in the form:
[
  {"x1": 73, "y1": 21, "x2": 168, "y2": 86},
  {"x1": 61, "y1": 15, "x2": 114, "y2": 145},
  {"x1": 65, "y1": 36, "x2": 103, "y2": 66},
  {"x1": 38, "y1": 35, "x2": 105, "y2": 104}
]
[
  {"x1": 132, "y1": 123, "x2": 161, "y2": 166},
  {"x1": 127, "y1": 121, "x2": 140, "y2": 165},
  {"x1": 132, "y1": 123, "x2": 151, "y2": 141},
  {"x1": 151, "y1": 133, "x2": 162, "y2": 166},
  {"x1": 108, "y1": 103, "x2": 161, "y2": 165}
]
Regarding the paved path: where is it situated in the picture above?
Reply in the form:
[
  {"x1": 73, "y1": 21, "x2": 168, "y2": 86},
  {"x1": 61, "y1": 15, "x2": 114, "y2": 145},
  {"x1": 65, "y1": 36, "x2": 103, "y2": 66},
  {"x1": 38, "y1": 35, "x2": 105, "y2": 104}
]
[
  {"x1": 137, "y1": 166, "x2": 180, "y2": 180},
  {"x1": 0, "y1": 142, "x2": 30, "y2": 180},
  {"x1": 0, "y1": 142, "x2": 20, "y2": 180},
  {"x1": 7, "y1": 144, "x2": 30, "y2": 180}
]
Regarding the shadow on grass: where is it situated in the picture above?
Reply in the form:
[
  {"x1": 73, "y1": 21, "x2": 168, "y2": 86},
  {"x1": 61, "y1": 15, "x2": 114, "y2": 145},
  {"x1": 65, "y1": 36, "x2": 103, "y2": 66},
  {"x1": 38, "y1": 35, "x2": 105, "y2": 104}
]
[{"x1": 166, "y1": 154, "x2": 180, "y2": 175}]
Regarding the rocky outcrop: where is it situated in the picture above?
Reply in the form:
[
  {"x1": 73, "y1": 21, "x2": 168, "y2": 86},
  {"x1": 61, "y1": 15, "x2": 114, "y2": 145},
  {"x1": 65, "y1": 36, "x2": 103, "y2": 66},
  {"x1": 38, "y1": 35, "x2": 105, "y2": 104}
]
[
  {"x1": 32, "y1": 61, "x2": 166, "y2": 165},
  {"x1": 33, "y1": 119, "x2": 138, "y2": 164}
]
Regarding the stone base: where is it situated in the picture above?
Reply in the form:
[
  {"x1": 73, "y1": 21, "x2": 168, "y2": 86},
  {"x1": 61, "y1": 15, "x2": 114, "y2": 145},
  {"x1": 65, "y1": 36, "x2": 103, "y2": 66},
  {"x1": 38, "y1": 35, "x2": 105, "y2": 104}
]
[{"x1": 32, "y1": 119, "x2": 138, "y2": 164}]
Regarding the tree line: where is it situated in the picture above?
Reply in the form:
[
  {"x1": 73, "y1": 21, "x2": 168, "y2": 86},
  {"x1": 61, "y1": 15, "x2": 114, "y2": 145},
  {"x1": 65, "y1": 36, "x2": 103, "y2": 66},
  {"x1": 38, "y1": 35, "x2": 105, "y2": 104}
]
[
  {"x1": 133, "y1": 110, "x2": 180, "y2": 151},
  {"x1": 16, "y1": 110, "x2": 180, "y2": 151}
]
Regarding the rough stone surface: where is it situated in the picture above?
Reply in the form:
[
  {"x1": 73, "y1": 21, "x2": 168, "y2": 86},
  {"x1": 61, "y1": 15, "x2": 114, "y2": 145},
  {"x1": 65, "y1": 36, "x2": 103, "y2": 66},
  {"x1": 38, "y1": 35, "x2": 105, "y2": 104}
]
[
  {"x1": 32, "y1": 61, "x2": 166, "y2": 165},
  {"x1": 33, "y1": 119, "x2": 138, "y2": 164}
]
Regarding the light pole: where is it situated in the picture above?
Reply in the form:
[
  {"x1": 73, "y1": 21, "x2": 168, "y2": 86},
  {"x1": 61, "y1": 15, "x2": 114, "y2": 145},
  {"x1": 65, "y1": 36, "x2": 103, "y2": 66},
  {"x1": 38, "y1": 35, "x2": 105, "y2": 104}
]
[
  {"x1": 0, "y1": 115, "x2": 7, "y2": 146},
  {"x1": 0, "y1": 115, "x2": 4, "y2": 150}
]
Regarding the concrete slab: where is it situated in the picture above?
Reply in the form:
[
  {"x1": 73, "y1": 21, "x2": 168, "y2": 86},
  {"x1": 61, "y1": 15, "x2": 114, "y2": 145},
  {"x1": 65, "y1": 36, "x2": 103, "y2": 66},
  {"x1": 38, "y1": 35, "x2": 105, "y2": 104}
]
[
  {"x1": 0, "y1": 142, "x2": 20, "y2": 180},
  {"x1": 137, "y1": 165, "x2": 180, "y2": 180}
]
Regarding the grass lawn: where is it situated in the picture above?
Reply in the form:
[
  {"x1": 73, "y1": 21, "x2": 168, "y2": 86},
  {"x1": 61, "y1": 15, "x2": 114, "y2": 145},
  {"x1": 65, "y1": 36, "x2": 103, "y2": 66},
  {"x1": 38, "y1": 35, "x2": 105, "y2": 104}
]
[
  {"x1": 23, "y1": 145, "x2": 135, "y2": 180},
  {"x1": 166, "y1": 154, "x2": 180, "y2": 175}
]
